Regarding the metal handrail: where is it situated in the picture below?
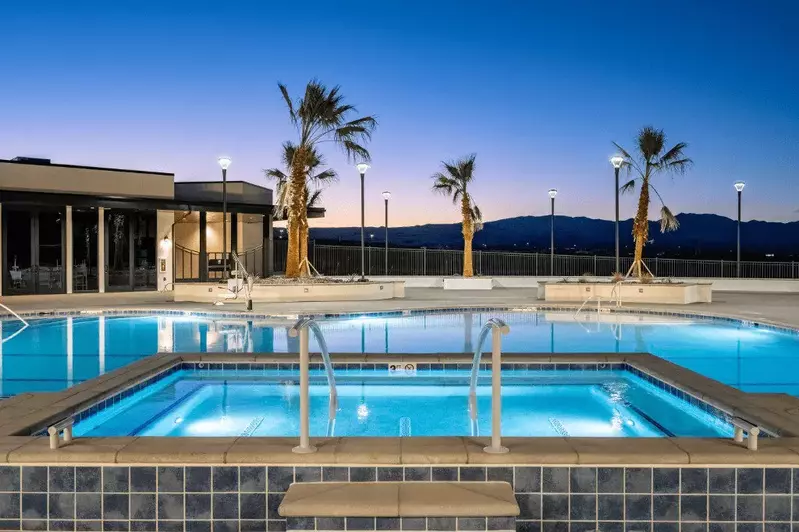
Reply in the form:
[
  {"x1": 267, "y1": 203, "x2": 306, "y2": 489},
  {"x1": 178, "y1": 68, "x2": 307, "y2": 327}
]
[
  {"x1": 574, "y1": 282, "x2": 622, "y2": 318},
  {"x1": 0, "y1": 303, "x2": 30, "y2": 344},
  {"x1": 468, "y1": 318, "x2": 510, "y2": 436},
  {"x1": 289, "y1": 317, "x2": 339, "y2": 441}
]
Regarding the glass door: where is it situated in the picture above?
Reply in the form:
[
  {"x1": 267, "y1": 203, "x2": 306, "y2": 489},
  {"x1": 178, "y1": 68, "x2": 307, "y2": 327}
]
[
  {"x1": 3, "y1": 210, "x2": 35, "y2": 295},
  {"x1": 105, "y1": 209, "x2": 157, "y2": 291},
  {"x1": 2, "y1": 208, "x2": 65, "y2": 295},
  {"x1": 72, "y1": 209, "x2": 99, "y2": 292},
  {"x1": 35, "y1": 211, "x2": 65, "y2": 294},
  {"x1": 106, "y1": 210, "x2": 132, "y2": 291}
]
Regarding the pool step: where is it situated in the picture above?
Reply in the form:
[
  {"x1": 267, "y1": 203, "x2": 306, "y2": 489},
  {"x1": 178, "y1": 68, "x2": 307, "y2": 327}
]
[{"x1": 280, "y1": 481, "x2": 518, "y2": 532}]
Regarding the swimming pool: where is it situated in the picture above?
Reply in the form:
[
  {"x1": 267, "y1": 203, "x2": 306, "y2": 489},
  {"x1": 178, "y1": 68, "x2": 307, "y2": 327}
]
[
  {"x1": 1, "y1": 309, "x2": 798, "y2": 396},
  {"x1": 72, "y1": 366, "x2": 733, "y2": 438}
]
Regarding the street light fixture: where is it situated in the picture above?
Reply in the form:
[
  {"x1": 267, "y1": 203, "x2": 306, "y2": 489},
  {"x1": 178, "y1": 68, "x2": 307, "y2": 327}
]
[
  {"x1": 382, "y1": 191, "x2": 391, "y2": 275},
  {"x1": 734, "y1": 181, "x2": 745, "y2": 277},
  {"x1": 610, "y1": 155, "x2": 625, "y2": 273},
  {"x1": 356, "y1": 163, "x2": 371, "y2": 280},
  {"x1": 217, "y1": 156, "x2": 232, "y2": 278},
  {"x1": 548, "y1": 189, "x2": 558, "y2": 275}
]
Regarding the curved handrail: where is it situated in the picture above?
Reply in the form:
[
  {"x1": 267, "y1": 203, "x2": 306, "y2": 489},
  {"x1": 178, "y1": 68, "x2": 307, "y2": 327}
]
[
  {"x1": 0, "y1": 303, "x2": 30, "y2": 344},
  {"x1": 468, "y1": 318, "x2": 510, "y2": 433},
  {"x1": 289, "y1": 317, "x2": 339, "y2": 436}
]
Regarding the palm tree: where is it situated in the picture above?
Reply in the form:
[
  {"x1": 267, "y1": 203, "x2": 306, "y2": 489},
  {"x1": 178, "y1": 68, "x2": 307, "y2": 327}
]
[
  {"x1": 277, "y1": 80, "x2": 376, "y2": 278},
  {"x1": 432, "y1": 154, "x2": 483, "y2": 277},
  {"x1": 614, "y1": 126, "x2": 692, "y2": 278},
  {"x1": 265, "y1": 142, "x2": 336, "y2": 275}
]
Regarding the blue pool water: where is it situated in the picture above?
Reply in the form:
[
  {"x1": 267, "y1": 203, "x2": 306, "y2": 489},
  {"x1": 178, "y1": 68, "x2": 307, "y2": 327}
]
[
  {"x1": 74, "y1": 369, "x2": 732, "y2": 438},
  {"x1": 1, "y1": 310, "x2": 798, "y2": 396}
]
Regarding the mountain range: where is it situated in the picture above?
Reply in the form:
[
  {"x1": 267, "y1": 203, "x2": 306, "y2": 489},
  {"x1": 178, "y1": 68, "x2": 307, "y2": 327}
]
[{"x1": 304, "y1": 213, "x2": 799, "y2": 259}]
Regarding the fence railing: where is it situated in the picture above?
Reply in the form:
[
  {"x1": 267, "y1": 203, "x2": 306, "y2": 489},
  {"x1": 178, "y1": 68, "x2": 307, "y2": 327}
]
[{"x1": 271, "y1": 241, "x2": 799, "y2": 279}]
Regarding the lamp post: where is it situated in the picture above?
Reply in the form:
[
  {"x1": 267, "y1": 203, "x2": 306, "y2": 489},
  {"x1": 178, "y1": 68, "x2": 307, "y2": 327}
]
[
  {"x1": 610, "y1": 155, "x2": 625, "y2": 273},
  {"x1": 734, "y1": 181, "x2": 745, "y2": 277},
  {"x1": 217, "y1": 156, "x2": 232, "y2": 278},
  {"x1": 548, "y1": 189, "x2": 557, "y2": 275},
  {"x1": 356, "y1": 163, "x2": 370, "y2": 281},
  {"x1": 382, "y1": 191, "x2": 391, "y2": 275}
]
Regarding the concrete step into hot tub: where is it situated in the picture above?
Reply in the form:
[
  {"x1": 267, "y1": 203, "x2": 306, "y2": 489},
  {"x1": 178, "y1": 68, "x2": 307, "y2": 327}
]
[
  {"x1": 279, "y1": 481, "x2": 519, "y2": 532},
  {"x1": 443, "y1": 278, "x2": 494, "y2": 290}
]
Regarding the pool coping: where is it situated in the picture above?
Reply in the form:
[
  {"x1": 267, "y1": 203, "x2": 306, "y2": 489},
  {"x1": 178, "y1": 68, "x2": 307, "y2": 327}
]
[
  {"x1": 2, "y1": 351, "x2": 799, "y2": 467},
  {"x1": 2, "y1": 304, "x2": 799, "y2": 337}
]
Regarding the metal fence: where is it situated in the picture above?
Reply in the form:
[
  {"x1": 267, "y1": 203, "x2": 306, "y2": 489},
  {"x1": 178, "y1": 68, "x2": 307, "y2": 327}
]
[{"x1": 272, "y1": 241, "x2": 799, "y2": 279}]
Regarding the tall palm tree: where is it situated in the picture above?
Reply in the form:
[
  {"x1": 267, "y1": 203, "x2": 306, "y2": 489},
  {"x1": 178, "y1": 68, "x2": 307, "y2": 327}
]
[
  {"x1": 277, "y1": 80, "x2": 376, "y2": 278},
  {"x1": 614, "y1": 126, "x2": 692, "y2": 278},
  {"x1": 432, "y1": 154, "x2": 483, "y2": 277},
  {"x1": 265, "y1": 142, "x2": 336, "y2": 274}
]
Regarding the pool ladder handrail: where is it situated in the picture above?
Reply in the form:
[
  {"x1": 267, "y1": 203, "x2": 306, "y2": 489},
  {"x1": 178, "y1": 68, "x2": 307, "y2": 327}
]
[
  {"x1": 468, "y1": 318, "x2": 510, "y2": 453},
  {"x1": 289, "y1": 317, "x2": 338, "y2": 452},
  {"x1": 0, "y1": 303, "x2": 30, "y2": 344},
  {"x1": 574, "y1": 281, "x2": 622, "y2": 318}
]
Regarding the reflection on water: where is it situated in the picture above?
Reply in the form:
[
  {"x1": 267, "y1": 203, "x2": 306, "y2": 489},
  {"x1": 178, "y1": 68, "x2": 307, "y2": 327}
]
[{"x1": 0, "y1": 311, "x2": 798, "y2": 396}]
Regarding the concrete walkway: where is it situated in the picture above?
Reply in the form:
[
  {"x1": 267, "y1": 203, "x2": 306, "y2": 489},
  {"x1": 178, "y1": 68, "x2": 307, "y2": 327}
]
[{"x1": 3, "y1": 289, "x2": 799, "y2": 328}]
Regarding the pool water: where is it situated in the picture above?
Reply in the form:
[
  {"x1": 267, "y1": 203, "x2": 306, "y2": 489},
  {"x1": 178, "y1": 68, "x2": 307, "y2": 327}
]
[
  {"x1": 1, "y1": 310, "x2": 798, "y2": 396},
  {"x1": 73, "y1": 369, "x2": 732, "y2": 438}
]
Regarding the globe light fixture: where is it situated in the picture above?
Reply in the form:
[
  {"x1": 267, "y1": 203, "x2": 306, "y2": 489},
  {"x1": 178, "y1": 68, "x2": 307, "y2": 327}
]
[
  {"x1": 217, "y1": 156, "x2": 232, "y2": 170},
  {"x1": 548, "y1": 188, "x2": 558, "y2": 199},
  {"x1": 356, "y1": 163, "x2": 371, "y2": 175},
  {"x1": 382, "y1": 191, "x2": 392, "y2": 201},
  {"x1": 734, "y1": 181, "x2": 746, "y2": 192},
  {"x1": 610, "y1": 155, "x2": 625, "y2": 169}
]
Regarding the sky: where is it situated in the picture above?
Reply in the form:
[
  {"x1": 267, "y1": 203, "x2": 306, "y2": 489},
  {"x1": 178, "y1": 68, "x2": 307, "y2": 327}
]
[{"x1": 1, "y1": 1, "x2": 797, "y2": 227}]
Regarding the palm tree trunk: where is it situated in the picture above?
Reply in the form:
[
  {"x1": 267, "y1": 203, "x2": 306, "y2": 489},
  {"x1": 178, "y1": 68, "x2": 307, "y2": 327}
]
[
  {"x1": 299, "y1": 222, "x2": 310, "y2": 276},
  {"x1": 632, "y1": 178, "x2": 650, "y2": 278},
  {"x1": 461, "y1": 197, "x2": 474, "y2": 277},
  {"x1": 285, "y1": 147, "x2": 309, "y2": 278}
]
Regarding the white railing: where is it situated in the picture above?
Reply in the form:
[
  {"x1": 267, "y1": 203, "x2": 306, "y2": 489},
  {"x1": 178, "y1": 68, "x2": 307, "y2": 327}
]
[
  {"x1": 288, "y1": 317, "x2": 339, "y2": 453},
  {"x1": 0, "y1": 303, "x2": 30, "y2": 344},
  {"x1": 468, "y1": 318, "x2": 511, "y2": 454}
]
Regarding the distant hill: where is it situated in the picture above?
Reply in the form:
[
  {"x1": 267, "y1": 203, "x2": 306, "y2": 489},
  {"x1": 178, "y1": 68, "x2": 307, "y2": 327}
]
[{"x1": 302, "y1": 214, "x2": 799, "y2": 259}]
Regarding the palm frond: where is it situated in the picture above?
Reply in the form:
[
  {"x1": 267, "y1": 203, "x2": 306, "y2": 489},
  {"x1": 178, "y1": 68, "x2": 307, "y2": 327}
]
[
  {"x1": 280, "y1": 141, "x2": 297, "y2": 169},
  {"x1": 278, "y1": 83, "x2": 297, "y2": 125},
  {"x1": 620, "y1": 179, "x2": 637, "y2": 195},
  {"x1": 311, "y1": 169, "x2": 337, "y2": 183},
  {"x1": 637, "y1": 126, "x2": 666, "y2": 162},
  {"x1": 660, "y1": 205, "x2": 679, "y2": 232},
  {"x1": 306, "y1": 188, "x2": 323, "y2": 209},
  {"x1": 612, "y1": 142, "x2": 643, "y2": 176},
  {"x1": 264, "y1": 168, "x2": 288, "y2": 182}
]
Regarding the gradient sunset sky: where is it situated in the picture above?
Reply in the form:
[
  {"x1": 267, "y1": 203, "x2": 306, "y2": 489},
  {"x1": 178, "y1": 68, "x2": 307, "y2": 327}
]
[{"x1": 1, "y1": 1, "x2": 797, "y2": 227}]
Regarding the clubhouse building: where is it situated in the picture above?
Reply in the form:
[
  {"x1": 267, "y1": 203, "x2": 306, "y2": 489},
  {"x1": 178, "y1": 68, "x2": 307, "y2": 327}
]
[{"x1": 0, "y1": 156, "x2": 321, "y2": 296}]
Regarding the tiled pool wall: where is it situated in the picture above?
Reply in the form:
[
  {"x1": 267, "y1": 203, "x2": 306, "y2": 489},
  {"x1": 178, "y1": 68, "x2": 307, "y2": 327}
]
[
  {"x1": 55, "y1": 360, "x2": 738, "y2": 436},
  {"x1": 2, "y1": 306, "x2": 798, "y2": 336},
  {"x1": 0, "y1": 465, "x2": 797, "y2": 531}
]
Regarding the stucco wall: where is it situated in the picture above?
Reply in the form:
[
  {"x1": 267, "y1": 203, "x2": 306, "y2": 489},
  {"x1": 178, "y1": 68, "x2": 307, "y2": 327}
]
[{"x1": 0, "y1": 161, "x2": 173, "y2": 198}]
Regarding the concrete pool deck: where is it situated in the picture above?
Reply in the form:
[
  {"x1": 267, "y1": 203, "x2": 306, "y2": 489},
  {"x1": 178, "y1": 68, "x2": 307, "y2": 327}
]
[{"x1": 4, "y1": 288, "x2": 799, "y2": 330}]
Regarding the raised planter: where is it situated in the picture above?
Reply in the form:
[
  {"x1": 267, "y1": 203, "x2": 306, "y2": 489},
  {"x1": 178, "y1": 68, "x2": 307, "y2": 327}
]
[
  {"x1": 174, "y1": 280, "x2": 405, "y2": 303},
  {"x1": 443, "y1": 277, "x2": 493, "y2": 290},
  {"x1": 541, "y1": 281, "x2": 712, "y2": 304}
]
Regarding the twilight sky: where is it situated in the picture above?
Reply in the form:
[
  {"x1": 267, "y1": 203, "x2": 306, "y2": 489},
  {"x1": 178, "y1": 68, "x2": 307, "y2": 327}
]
[{"x1": 1, "y1": 1, "x2": 797, "y2": 227}]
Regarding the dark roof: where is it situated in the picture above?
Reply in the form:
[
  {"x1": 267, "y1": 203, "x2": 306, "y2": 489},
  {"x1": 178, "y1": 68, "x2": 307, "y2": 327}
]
[
  {"x1": 0, "y1": 158, "x2": 174, "y2": 177},
  {"x1": 0, "y1": 189, "x2": 325, "y2": 218}
]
